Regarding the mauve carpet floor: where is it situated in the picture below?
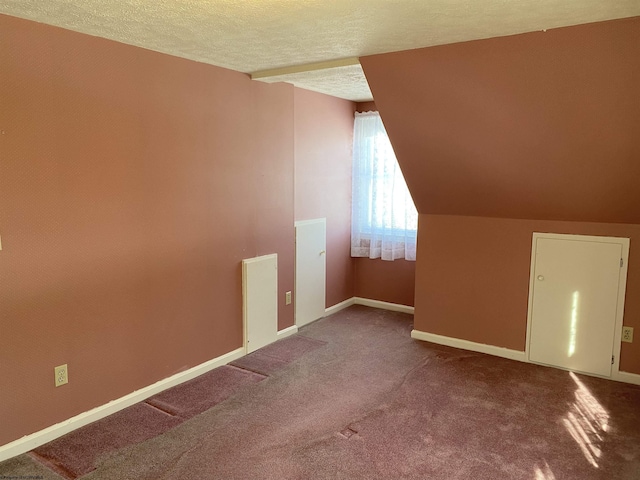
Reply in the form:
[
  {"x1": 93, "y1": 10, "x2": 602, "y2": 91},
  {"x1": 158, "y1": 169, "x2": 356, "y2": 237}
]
[{"x1": 2, "y1": 305, "x2": 640, "y2": 479}]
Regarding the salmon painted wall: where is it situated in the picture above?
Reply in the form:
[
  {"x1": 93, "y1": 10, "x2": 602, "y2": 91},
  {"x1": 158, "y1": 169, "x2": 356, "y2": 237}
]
[
  {"x1": 416, "y1": 215, "x2": 640, "y2": 374},
  {"x1": 0, "y1": 14, "x2": 296, "y2": 445},
  {"x1": 293, "y1": 88, "x2": 355, "y2": 308},
  {"x1": 355, "y1": 101, "x2": 376, "y2": 112},
  {"x1": 354, "y1": 259, "x2": 415, "y2": 307},
  {"x1": 361, "y1": 17, "x2": 640, "y2": 374},
  {"x1": 362, "y1": 17, "x2": 640, "y2": 224}
]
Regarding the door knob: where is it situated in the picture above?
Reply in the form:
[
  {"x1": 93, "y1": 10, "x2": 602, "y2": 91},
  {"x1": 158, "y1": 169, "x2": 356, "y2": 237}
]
[
  {"x1": 537, "y1": 275, "x2": 544, "y2": 281},
  {"x1": 319, "y1": 250, "x2": 326, "y2": 255}
]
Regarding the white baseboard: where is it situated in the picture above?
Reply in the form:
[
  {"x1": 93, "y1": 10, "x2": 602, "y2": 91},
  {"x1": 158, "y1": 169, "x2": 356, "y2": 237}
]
[
  {"x1": 354, "y1": 297, "x2": 414, "y2": 314},
  {"x1": 412, "y1": 330, "x2": 640, "y2": 387},
  {"x1": 325, "y1": 297, "x2": 414, "y2": 316},
  {"x1": 0, "y1": 347, "x2": 245, "y2": 463},
  {"x1": 411, "y1": 329, "x2": 527, "y2": 362},
  {"x1": 325, "y1": 298, "x2": 356, "y2": 316},
  {"x1": 277, "y1": 325, "x2": 298, "y2": 339},
  {"x1": 613, "y1": 370, "x2": 640, "y2": 386}
]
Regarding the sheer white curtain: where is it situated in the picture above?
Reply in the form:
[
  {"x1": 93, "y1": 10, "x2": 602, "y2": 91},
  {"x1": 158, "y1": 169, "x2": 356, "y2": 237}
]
[{"x1": 351, "y1": 112, "x2": 418, "y2": 261}]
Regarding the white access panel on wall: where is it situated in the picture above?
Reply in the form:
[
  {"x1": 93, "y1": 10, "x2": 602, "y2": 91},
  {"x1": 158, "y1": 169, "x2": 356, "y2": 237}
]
[
  {"x1": 295, "y1": 218, "x2": 326, "y2": 328},
  {"x1": 527, "y1": 233, "x2": 629, "y2": 378},
  {"x1": 242, "y1": 254, "x2": 278, "y2": 354}
]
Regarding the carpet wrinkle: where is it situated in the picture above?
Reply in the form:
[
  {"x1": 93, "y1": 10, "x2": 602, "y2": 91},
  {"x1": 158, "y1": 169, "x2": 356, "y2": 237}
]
[
  {"x1": 9, "y1": 306, "x2": 640, "y2": 479},
  {"x1": 154, "y1": 442, "x2": 202, "y2": 480},
  {"x1": 278, "y1": 352, "x2": 447, "y2": 477},
  {"x1": 142, "y1": 400, "x2": 178, "y2": 417},
  {"x1": 126, "y1": 313, "x2": 430, "y2": 479},
  {"x1": 229, "y1": 335, "x2": 327, "y2": 377},
  {"x1": 229, "y1": 351, "x2": 290, "y2": 376},
  {"x1": 338, "y1": 355, "x2": 568, "y2": 479},
  {"x1": 225, "y1": 363, "x2": 269, "y2": 377},
  {"x1": 145, "y1": 364, "x2": 266, "y2": 420},
  {"x1": 86, "y1": 335, "x2": 359, "y2": 479},
  {"x1": 29, "y1": 402, "x2": 184, "y2": 480},
  {"x1": 81, "y1": 426, "x2": 197, "y2": 480},
  {"x1": 149, "y1": 414, "x2": 308, "y2": 480},
  {"x1": 19, "y1": 366, "x2": 265, "y2": 479},
  {"x1": 0, "y1": 453, "x2": 65, "y2": 480},
  {"x1": 28, "y1": 451, "x2": 77, "y2": 480}
]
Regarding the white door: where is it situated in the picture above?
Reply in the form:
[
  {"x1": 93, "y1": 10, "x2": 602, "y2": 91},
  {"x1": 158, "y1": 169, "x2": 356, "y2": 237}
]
[
  {"x1": 242, "y1": 254, "x2": 278, "y2": 353},
  {"x1": 295, "y1": 218, "x2": 326, "y2": 327},
  {"x1": 528, "y1": 234, "x2": 627, "y2": 377}
]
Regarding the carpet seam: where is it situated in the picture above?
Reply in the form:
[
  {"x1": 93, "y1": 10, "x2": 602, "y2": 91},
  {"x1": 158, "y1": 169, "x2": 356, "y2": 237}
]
[
  {"x1": 228, "y1": 363, "x2": 272, "y2": 377},
  {"x1": 143, "y1": 400, "x2": 181, "y2": 418},
  {"x1": 28, "y1": 450, "x2": 86, "y2": 480},
  {"x1": 224, "y1": 364, "x2": 268, "y2": 379}
]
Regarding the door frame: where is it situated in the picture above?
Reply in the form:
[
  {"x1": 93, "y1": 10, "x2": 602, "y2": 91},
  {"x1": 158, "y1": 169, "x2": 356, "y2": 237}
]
[{"x1": 525, "y1": 233, "x2": 630, "y2": 379}]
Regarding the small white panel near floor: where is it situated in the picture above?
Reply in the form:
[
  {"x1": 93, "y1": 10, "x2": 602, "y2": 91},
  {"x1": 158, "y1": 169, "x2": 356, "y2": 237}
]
[
  {"x1": 295, "y1": 218, "x2": 326, "y2": 327},
  {"x1": 242, "y1": 253, "x2": 278, "y2": 354},
  {"x1": 527, "y1": 233, "x2": 629, "y2": 378}
]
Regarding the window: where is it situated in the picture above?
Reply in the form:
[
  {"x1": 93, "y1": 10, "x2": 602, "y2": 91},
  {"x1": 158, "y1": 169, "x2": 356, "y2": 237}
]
[{"x1": 351, "y1": 111, "x2": 418, "y2": 261}]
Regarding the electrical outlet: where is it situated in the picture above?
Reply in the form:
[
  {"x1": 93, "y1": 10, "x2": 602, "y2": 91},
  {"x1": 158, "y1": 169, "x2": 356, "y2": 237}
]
[
  {"x1": 55, "y1": 364, "x2": 68, "y2": 387},
  {"x1": 622, "y1": 326, "x2": 634, "y2": 343},
  {"x1": 285, "y1": 291, "x2": 292, "y2": 305}
]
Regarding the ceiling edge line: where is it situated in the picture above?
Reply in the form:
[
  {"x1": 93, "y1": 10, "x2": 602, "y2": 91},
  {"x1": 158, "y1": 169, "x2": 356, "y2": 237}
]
[{"x1": 250, "y1": 57, "x2": 360, "y2": 80}]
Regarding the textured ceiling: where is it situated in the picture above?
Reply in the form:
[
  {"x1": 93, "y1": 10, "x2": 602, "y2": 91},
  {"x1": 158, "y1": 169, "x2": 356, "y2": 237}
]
[{"x1": 1, "y1": 0, "x2": 639, "y2": 101}]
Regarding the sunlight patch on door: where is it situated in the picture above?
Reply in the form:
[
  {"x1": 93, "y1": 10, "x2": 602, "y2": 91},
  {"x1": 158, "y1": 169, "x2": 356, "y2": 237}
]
[
  {"x1": 568, "y1": 291, "x2": 579, "y2": 357},
  {"x1": 562, "y1": 372, "x2": 609, "y2": 468}
]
